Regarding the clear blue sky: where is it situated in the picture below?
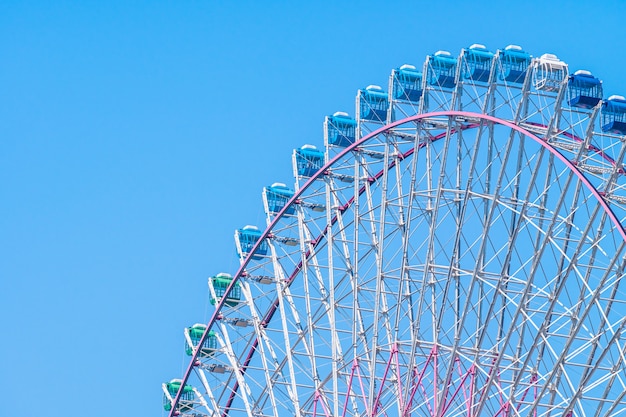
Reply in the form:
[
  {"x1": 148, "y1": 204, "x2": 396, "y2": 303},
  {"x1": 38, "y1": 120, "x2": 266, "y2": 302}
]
[{"x1": 1, "y1": 1, "x2": 625, "y2": 416}]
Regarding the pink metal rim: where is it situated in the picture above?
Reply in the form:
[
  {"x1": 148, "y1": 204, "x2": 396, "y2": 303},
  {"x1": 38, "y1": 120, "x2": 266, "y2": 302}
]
[{"x1": 168, "y1": 111, "x2": 626, "y2": 417}]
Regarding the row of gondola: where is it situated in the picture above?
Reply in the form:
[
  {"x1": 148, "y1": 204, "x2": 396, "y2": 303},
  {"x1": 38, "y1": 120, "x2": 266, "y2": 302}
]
[{"x1": 162, "y1": 43, "x2": 626, "y2": 414}]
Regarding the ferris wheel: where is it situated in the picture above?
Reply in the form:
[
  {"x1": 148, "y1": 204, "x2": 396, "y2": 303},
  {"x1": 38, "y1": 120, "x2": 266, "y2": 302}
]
[{"x1": 163, "y1": 44, "x2": 626, "y2": 417}]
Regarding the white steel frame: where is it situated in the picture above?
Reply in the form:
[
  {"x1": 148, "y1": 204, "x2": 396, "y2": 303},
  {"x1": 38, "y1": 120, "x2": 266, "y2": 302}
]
[{"x1": 167, "y1": 46, "x2": 626, "y2": 417}]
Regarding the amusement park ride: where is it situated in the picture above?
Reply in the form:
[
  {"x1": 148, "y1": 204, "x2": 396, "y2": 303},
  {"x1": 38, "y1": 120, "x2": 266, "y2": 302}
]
[{"x1": 162, "y1": 44, "x2": 626, "y2": 417}]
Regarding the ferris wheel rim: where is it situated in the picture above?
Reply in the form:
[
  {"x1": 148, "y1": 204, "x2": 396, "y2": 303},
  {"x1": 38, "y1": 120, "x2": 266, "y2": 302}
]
[{"x1": 168, "y1": 110, "x2": 626, "y2": 417}]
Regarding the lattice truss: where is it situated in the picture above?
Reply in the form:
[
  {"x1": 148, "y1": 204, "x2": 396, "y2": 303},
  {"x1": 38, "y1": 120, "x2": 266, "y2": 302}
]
[{"x1": 163, "y1": 45, "x2": 626, "y2": 417}]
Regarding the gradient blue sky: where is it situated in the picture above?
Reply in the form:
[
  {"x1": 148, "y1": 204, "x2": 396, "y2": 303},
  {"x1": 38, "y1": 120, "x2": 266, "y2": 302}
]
[{"x1": 2, "y1": 1, "x2": 625, "y2": 416}]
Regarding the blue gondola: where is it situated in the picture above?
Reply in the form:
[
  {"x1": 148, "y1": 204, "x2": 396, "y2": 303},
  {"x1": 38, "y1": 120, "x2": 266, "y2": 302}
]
[
  {"x1": 533, "y1": 53, "x2": 568, "y2": 92},
  {"x1": 463, "y1": 44, "x2": 494, "y2": 83},
  {"x1": 358, "y1": 85, "x2": 389, "y2": 122},
  {"x1": 325, "y1": 112, "x2": 357, "y2": 147},
  {"x1": 209, "y1": 272, "x2": 242, "y2": 306},
  {"x1": 602, "y1": 95, "x2": 626, "y2": 135},
  {"x1": 235, "y1": 225, "x2": 268, "y2": 260},
  {"x1": 264, "y1": 182, "x2": 296, "y2": 215},
  {"x1": 185, "y1": 324, "x2": 218, "y2": 357},
  {"x1": 427, "y1": 50, "x2": 456, "y2": 89},
  {"x1": 294, "y1": 144, "x2": 324, "y2": 177},
  {"x1": 499, "y1": 44, "x2": 530, "y2": 84},
  {"x1": 392, "y1": 64, "x2": 423, "y2": 102},
  {"x1": 567, "y1": 70, "x2": 602, "y2": 109}
]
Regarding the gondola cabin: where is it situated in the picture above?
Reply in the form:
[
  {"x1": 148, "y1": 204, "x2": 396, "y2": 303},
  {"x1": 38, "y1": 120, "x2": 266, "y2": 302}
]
[
  {"x1": 185, "y1": 324, "x2": 217, "y2": 357},
  {"x1": 463, "y1": 44, "x2": 494, "y2": 83},
  {"x1": 602, "y1": 95, "x2": 626, "y2": 135},
  {"x1": 358, "y1": 85, "x2": 389, "y2": 122},
  {"x1": 391, "y1": 64, "x2": 423, "y2": 102},
  {"x1": 533, "y1": 53, "x2": 568, "y2": 92},
  {"x1": 235, "y1": 224, "x2": 268, "y2": 260},
  {"x1": 567, "y1": 70, "x2": 602, "y2": 109},
  {"x1": 325, "y1": 112, "x2": 357, "y2": 147},
  {"x1": 210, "y1": 272, "x2": 242, "y2": 306},
  {"x1": 263, "y1": 182, "x2": 296, "y2": 215},
  {"x1": 427, "y1": 50, "x2": 457, "y2": 89},
  {"x1": 498, "y1": 44, "x2": 530, "y2": 84},
  {"x1": 294, "y1": 144, "x2": 324, "y2": 177},
  {"x1": 163, "y1": 379, "x2": 195, "y2": 412}
]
